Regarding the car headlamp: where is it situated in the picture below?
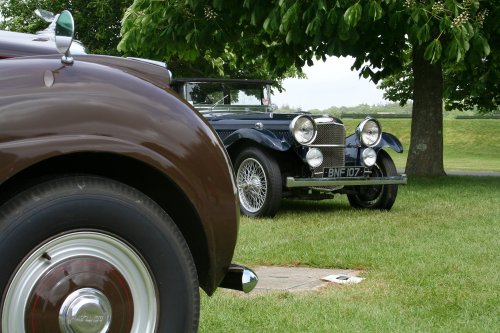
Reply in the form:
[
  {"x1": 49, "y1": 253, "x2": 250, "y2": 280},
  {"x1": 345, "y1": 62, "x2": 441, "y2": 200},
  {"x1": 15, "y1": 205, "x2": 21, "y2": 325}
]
[
  {"x1": 306, "y1": 148, "x2": 323, "y2": 168},
  {"x1": 356, "y1": 117, "x2": 381, "y2": 147},
  {"x1": 362, "y1": 148, "x2": 377, "y2": 167},
  {"x1": 290, "y1": 115, "x2": 317, "y2": 145}
]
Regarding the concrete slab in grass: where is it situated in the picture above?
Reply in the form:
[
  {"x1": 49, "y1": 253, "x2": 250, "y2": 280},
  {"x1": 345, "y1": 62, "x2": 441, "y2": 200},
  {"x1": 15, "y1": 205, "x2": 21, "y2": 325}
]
[{"x1": 252, "y1": 266, "x2": 363, "y2": 293}]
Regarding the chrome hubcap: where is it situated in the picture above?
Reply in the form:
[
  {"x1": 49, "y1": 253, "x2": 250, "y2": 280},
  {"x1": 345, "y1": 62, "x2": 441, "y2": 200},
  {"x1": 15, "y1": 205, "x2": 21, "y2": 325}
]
[
  {"x1": 2, "y1": 231, "x2": 158, "y2": 333},
  {"x1": 237, "y1": 158, "x2": 267, "y2": 213},
  {"x1": 59, "y1": 288, "x2": 112, "y2": 333}
]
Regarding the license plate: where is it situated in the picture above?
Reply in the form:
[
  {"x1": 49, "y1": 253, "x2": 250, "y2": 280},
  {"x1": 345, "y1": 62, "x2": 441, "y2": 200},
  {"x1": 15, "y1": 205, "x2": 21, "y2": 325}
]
[{"x1": 323, "y1": 167, "x2": 365, "y2": 178}]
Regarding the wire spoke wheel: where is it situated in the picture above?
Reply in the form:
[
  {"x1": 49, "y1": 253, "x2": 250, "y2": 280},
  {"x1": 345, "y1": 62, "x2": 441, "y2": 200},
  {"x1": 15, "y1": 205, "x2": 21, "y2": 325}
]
[
  {"x1": 234, "y1": 147, "x2": 282, "y2": 218},
  {"x1": 237, "y1": 157, "x2": 268, "y2": 213}
]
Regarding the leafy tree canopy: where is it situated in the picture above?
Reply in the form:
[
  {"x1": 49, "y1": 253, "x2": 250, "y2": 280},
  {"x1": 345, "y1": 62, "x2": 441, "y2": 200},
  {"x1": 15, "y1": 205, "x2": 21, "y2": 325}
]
[
  {"x1": 0, "y1": 0, "x2": 288, "y2": 79},
  {"x1": 381, "y1": 5, "x2": 499, "y2": 113},
  {"x1": 118, "y1": 0, "x2": 304, "y2": 79},
  {"x1": 120, "y1": 0, "x2": 493, "y2": 83},
  {"x1": 119, "y1": 0, "x2": 497, "y2": 176},
  {"x1": 0, "y1": 0, "x2": 132, "y2": 55}
]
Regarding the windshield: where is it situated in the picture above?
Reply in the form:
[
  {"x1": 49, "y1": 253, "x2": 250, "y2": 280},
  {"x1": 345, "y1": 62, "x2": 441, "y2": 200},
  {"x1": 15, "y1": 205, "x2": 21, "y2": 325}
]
[{"x1": 185, "y1": 82, "x2": 271, "y2": 112}]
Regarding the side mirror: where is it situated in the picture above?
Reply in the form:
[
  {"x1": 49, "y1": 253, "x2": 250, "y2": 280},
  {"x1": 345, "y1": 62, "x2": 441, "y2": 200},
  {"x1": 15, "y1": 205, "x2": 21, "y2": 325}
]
[{"x1": 55, "y1": 10, "x2": 74, "y2": 64}]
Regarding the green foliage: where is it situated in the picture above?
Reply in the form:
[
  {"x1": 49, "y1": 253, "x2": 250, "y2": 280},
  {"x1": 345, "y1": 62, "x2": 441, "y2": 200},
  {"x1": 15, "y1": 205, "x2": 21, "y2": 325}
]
[
  {"x1": 344, "y1": 3, "x2": 363, "y2": 28},
  {"x1": 445, "y1": 7, "x2": 499, "y2": 112},
  {"x1": 381, "y1": 5, "x2": 499, "y2": 114},
  {"x1": 0, "y1": 0, "x2": 132, "y2": 55},
  {"x1": 379, "y1": 68, "x2": 414, "y2": 107},
  {"x1": 119, "y1": 0, "x2": 496, "y2": 110},
  {"x1": 118, "y1": 0, "x2": 295, "y2": 79},
  {"x1": 381, "y1": 1, "x2": 499, "y2": 113},
  {"x1": 424, "y1": 39, "x2": 442, "y2": 64}
]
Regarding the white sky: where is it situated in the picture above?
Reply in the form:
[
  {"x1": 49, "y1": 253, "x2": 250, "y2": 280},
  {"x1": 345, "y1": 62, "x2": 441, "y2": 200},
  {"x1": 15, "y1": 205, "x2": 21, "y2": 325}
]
[{"x1": 271, "y1": 56, "x2": 388, "y2": 110}]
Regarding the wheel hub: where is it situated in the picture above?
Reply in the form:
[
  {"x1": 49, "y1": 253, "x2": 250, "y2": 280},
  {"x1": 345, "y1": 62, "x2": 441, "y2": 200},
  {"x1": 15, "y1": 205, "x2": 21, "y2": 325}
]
[
  {"x1": 2, "y1": 232, "x2": 158, "y2": 333},
  {"x1": 242, "y1": 176, "x2": 261, "y2": 194},
  {"x1": 59, "y1": 288, "x2": 112, "y2": 333}
]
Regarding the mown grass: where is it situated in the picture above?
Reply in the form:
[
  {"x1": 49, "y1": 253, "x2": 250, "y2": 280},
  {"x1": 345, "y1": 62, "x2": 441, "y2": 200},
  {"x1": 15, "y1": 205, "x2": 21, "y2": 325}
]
[
  {"x1": 341, "y1": 118, "x2": 500, "y2": 172},
  {"x1": 200, "y1": 176, "x2": 500, "y2": 332}
]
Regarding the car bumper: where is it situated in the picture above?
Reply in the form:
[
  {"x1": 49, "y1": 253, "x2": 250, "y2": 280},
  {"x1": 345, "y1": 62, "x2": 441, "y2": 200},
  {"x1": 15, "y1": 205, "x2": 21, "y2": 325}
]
[
  {"x1": 286, "y1": 174, "x2": 407, "y2": 188},
  {"x1": 219, "y1": 264, "x2": 258, "y2": 293}
]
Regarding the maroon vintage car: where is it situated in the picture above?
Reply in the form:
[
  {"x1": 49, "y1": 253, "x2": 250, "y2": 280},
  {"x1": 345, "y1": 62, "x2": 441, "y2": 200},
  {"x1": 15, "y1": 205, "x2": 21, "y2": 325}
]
[{"x1": 0, "y1": 11, "x2": 256, "y2": 332}]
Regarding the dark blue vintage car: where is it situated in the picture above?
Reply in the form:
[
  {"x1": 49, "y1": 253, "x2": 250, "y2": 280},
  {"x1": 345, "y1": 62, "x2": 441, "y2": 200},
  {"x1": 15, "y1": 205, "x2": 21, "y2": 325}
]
[{"x1": 172, "y1": 78, "x2": 407, "y2": 218}]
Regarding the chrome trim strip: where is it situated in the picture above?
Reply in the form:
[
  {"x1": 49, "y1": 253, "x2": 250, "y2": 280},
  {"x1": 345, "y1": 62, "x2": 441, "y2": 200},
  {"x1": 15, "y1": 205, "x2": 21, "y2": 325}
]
[
  {"x1": 286, "y1": 175, "x2": 407, "y2": 188},
  {"x1": 304, "y1": 144, "x2": 346, "y2": 148},
  {"x1": 127, "y1": 57, "x2": 167, "y2": 68}
]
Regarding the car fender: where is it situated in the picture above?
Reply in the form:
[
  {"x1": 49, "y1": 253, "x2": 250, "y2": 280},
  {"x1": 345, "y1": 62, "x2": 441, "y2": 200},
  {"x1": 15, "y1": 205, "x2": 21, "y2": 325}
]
[
  {"x1": 346, "y1": 132, "x2": 404, "y2": 153},
  {"x1": 377, "y1": 132, "x2": 404, "y2": 153},
  {"x1": 0, "y1": 56, "x2": 238, "y2": 293},
  {"x1": 223, "y1": 127, "x2": 291, "y2": 152}
]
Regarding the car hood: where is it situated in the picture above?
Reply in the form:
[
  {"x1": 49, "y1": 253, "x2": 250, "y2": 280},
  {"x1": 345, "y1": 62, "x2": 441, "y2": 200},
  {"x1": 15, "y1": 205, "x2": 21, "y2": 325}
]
[
  {"x1": 0, "y1": 30, "x2": 86, "y2": 58},
  {"x1": 75, "y1": 55, "x2": 172, "y2": 88},
  {"x1": 206, "y1": 112, "x2": 305, "y2": 122},
  {"x1": 5, "y1": 54, "x2": 173, "y2": 89},
  {"x1": 205, "y1": 112, "x2": 344, "y2": 134},
  {"x1": 206, "y1": 112, "x2": 342, "y2": 124}
]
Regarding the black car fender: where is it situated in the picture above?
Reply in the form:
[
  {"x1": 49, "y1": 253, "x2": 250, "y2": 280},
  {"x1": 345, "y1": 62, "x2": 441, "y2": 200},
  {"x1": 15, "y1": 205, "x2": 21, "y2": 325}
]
[
  {"x1": 346, "y1": 132, "x2": 404, "y2": 153},
  {"x1": 377, "y1": 132, "x2": 404, "y2": 153},
  {"x1": 223, "y1": 128, "x2": 291, "y2": 152}
]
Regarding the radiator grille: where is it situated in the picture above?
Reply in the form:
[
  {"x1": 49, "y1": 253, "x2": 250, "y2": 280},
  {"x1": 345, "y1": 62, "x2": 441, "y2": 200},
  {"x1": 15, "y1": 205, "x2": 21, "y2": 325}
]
[
  {"x1": 216, "y1": 130, "x2": 233, "y2": 141},
  {"x1": 311, "y1": 122, "x2": 346, "y2": 176},
  {"x1": 215, "y1": 120, "x2": 347, "y2": 178},
  {"x1": 313, "y1": 122, "x2": 346, "y2": 146}
]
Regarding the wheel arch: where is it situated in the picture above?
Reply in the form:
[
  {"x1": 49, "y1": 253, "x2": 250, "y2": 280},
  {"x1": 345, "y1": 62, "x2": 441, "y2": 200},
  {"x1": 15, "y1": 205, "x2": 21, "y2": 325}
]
[
  {"x1": 227, "y1": 139, "x2": 284, "y2": 164},
  {"x1": 346, "y1": 132, "x2": 404, "y2": 153},
  {"x1": 226, "y1": 139, "x2": 304, "y2": 180},
  {"x1": 0, "y1": 152, "x2": 213, "y2": 293},
  {"x1": 376, "y1": 132, "x2": 404, "y2": 153},
  {"x1": 223, "y1": 128, "x2": 291, "y2": 153}
]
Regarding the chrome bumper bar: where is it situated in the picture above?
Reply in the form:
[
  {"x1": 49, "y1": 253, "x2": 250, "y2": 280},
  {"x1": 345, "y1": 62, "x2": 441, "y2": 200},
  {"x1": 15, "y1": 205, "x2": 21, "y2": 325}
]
[
  {"x1": 219, "y1": 264, "x2": 258, "y2": 293},
  {"x1": 286, "y1": 174, "x2": 407, "y2": 188}
]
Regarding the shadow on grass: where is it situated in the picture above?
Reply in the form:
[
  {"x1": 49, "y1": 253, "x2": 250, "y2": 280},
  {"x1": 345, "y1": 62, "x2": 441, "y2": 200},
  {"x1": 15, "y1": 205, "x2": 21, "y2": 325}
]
[
  {"x1": 279, "y1": 198, "x2": 352, "y2": 214},
  {"x1": 407, "y1": 175, "x2": 500, "y2": 189},
  {"x1": 276, "y1": 176, "x2": 500, "y2": 216}
]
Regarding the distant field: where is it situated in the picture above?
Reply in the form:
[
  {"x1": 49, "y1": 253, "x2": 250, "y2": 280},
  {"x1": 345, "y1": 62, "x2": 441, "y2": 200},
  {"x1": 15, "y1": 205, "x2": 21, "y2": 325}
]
[{"x1": 342, "y1": 118, "x2": 500, "y2": 172}]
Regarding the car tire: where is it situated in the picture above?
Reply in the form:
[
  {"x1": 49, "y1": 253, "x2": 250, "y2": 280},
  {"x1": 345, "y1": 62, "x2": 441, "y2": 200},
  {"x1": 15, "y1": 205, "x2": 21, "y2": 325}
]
[
  {"x1": 234, "y1": 147, "x2": 282, "y2": 218},
  {"x1": 347, "y1": 150, "x2": 398, "y2": 210},
  {"x1": 0, "y1": 175, "x2": 199, "y2": 333}
]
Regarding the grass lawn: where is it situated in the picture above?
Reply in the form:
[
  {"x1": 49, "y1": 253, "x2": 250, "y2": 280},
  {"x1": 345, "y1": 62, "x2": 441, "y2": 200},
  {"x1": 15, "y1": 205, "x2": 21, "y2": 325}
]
[
  {"x1": 341, "y1": 118, "x2": 500, "y2": 172},
  {"x1": 200, "y1": 176, "x2": 500, "y2": 332}
]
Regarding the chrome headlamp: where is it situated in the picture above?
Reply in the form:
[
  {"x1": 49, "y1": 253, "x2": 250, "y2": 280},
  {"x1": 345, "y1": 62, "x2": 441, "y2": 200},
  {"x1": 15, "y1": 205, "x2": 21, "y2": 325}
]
[
  {"x1": 356, "y1": 117, "x2": 381, "y2": 147},
  {"x1": 290, "y1": 115, "x2": 317, "y2": 145},
  {"x1": 362, "y1": 148, "x2": 377, "y2": 166},
  {"x1": 306, "y1": 148, "x2": 323, "y2": 168}
]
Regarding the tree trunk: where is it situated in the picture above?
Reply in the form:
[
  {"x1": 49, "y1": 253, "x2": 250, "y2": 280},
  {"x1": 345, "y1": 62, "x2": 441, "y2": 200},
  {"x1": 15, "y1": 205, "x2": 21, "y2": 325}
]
[{"x1": 406, "y1": 45, "x2": 446, "y2": 176}]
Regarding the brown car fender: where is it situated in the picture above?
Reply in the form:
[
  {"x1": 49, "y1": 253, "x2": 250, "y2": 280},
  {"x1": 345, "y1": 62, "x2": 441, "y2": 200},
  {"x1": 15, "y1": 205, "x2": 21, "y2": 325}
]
[{"x1": 0, "y1": 56, "x2": 239, "y2": 293}]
